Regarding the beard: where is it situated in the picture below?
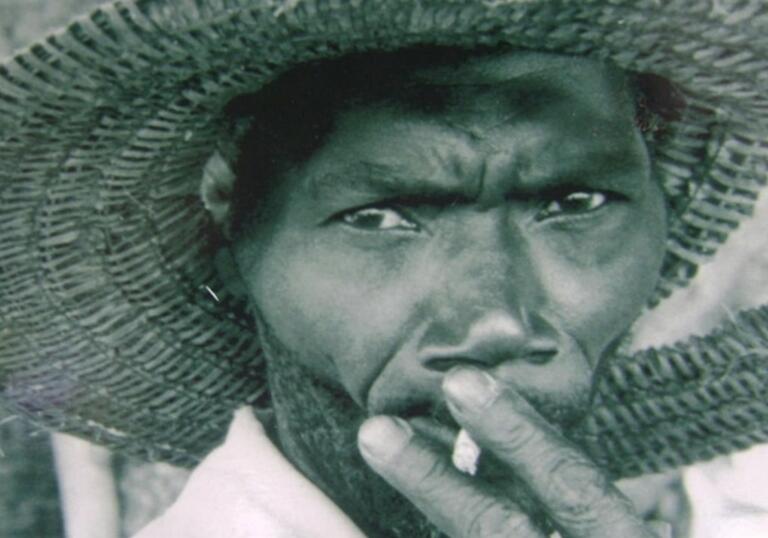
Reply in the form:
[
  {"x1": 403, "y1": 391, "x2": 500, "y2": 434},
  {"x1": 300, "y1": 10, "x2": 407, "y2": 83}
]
[
  {"x1": 258, "y1": 320, "x2": 446, "y2": 538},
  {"x1": 256, "y1": 313, "x2": 593, "y2": 537}
]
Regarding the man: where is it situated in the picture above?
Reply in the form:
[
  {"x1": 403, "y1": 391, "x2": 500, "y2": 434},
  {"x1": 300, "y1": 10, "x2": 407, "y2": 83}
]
[
  {"x1": 200, "y1": 48, "x2": 669, "y2": 536},
  {"x1": 1, "y1": 1, "x2": 767, "y2": 537}
]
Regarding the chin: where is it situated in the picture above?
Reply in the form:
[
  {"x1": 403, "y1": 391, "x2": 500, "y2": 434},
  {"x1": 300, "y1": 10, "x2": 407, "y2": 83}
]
[{"x1": 264, "y1": 345, "x2": 447, "y2": 537}]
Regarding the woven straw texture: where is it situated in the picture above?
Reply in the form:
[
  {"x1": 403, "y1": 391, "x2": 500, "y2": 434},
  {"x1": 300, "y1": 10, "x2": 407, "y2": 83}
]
[
  {"x1": 1, "y1": 0, "x2": 768, "y2": 473},
  {"x1": 576, "y1": 305, "x2": 768, "y2": 478}
]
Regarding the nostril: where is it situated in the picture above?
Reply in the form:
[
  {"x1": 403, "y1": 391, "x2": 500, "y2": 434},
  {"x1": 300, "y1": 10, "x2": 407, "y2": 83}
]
[
  {"x1": 525, "y1": 349, "x2": 557, "y2": 365},
  {"x1": 424, "y1": 357, "x2": 476, "y2": 372}
]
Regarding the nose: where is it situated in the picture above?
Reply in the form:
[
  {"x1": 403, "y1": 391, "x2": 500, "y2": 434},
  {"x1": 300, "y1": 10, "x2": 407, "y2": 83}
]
[
  {"x1": 364, "y1": 249, "x2": 562, "y2": 417},
  {"x1": 365, "y1": 216, "x2": 569, "y2": 416},
  {"x1": 418, "y1": 220, "x2": 558, "y2": 372},
  {"x1": 420, "y1": 308, "x2": 558, "y2": 372}
]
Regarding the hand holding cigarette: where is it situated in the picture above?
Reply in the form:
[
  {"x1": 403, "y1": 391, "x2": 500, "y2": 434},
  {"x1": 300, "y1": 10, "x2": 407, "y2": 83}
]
[{"x1": 358, "y1": 367, "x2": 663, "y2": 538}]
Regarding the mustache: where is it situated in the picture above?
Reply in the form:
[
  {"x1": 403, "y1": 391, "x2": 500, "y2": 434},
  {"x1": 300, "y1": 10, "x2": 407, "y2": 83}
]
[
  {"x1": 380, "y1": 385, "x2": 589, "y2": 436},
  {"x1": 396, "y1": 399, "x2": 458, "y2": 427}
]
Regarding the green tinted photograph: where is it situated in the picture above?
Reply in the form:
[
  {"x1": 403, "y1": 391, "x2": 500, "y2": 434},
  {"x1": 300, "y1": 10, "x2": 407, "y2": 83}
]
[{"x1": 1, "y1": 1, "x2": 768, "y2": 537}]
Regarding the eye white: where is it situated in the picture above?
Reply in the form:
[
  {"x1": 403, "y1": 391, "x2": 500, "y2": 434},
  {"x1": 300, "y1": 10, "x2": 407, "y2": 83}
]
[
  {"x1": 542, "y1": 191, "x2": 608, "y2": 218},
  {"x1": 342, "y1": 207, "x2": 417, "y2": 230}
]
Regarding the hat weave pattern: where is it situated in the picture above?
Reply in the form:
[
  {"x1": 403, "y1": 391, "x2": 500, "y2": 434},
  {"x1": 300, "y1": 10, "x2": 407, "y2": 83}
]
[
  {"x1": 577, "y1": 305, "x2": 768, "y2": 478},
  {"x1": 1, "y1": 0, "x2": 768, "y2": 471}
]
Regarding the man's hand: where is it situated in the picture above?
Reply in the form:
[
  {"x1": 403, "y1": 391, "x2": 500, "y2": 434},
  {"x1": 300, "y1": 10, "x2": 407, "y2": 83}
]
[{"x1": 358, "y1": 367, "x2": 665, "y2": 538}]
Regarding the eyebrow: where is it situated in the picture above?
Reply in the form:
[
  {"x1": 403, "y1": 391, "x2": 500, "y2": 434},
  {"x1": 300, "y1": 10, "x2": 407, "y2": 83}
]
[
  {"x1": 305, "y1": 129, "x2": 646, "y2": 208},
  {"x1": 514, "y1": 142, "x2": 648, "y2": 191},
  {"x1": 306, "y1": 161, "x2": 474, "y2": 203}
]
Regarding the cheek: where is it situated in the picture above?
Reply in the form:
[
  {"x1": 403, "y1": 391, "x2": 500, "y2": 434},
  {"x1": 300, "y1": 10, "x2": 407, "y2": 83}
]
[
  {"x1": 535, "y1": 207, "x2": 667, "y2": 360},
  {"x1": 240, "y1": 232, "x2": 427, "y2": 403}
]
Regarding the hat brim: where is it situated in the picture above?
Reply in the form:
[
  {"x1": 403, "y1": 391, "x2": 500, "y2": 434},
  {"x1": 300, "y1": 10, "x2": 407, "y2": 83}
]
[{"x1": 1, "y1": 0, "x2": 767, "y2": 473}]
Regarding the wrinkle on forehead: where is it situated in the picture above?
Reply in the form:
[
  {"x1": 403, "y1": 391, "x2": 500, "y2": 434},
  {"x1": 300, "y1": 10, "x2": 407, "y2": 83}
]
[
  {"x1": 407, "y1": 52, "x2": 634, "y2": 136},
  {"x1": 304, "y1": 160, "x2": 476, "y2": 204},
  {"x1": 412, "y1": 50, "x2": 627, "y2": 97},
  {"x1": 282, "y1": 49, "x2": 645, "y2": 221},
  {"x1": 303, "y1": 111, "x2": 645, "y2": 211}
]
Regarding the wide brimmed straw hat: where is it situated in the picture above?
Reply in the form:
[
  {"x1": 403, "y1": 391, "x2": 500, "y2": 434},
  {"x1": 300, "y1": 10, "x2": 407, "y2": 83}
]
[{"x1": 2, "y1": 0, "x2": 768, "y2": 475}]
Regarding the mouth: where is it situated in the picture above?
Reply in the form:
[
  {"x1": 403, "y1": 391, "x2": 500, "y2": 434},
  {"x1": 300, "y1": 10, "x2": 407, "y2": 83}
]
[
  {"x1": 373, "y1": 398, "x2": 459, "y2": 447},
  {"x1": 391, "y1": 401, "x2": 482, "y2": 475},
  {"x1": 398, "y1": 399, "x2": 457, "y2": 423}
]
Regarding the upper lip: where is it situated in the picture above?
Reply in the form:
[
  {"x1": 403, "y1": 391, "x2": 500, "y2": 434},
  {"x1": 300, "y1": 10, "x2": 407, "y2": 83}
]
[
  {"x1": 371, "y1": 396, "x2": 459, "y2": 429},
  {"x1": 367, "y1": 350, "x2": 558, "y2": 418},
  {"x1": 423, "y1": 349, "x2": 557, "y2": 372}
]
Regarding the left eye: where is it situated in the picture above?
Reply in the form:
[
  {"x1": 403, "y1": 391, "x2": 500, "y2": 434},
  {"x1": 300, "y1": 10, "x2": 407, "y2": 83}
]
[
  {"x1": 537, "y1": 191, "x2": 609, "y2": 220},
  {"x1": 339, "y1": 207, "x2": 419, "y2": 231}
]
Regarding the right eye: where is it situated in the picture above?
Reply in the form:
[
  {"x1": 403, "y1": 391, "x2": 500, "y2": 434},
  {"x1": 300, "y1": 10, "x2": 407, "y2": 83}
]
[
  {"x1": 338, "y1": 206, "x2": 419, "y2": 232},
  {"x1": 536, "y1": 190, "x2": 613, "y2": 221}
]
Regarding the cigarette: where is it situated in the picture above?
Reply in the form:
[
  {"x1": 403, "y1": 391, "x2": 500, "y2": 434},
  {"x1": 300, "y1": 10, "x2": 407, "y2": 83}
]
[{"x1": 452, "y1": 428, "x2": 481, "y2": 475}]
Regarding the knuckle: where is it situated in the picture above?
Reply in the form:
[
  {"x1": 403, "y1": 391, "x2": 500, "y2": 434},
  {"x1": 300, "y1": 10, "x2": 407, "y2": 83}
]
[
  {"x1": 545, "y1": 457, "x2": 621, "y2": 524},
  {"x1": 410, "y1": 455, "x2": 454, "y2": 500},
  {"x1": 461, "y1": 499, "x2": 503, "y2": 538},
  {"x1": 496, "y1": 416, "x2": 543, "y2": 455},
  {"x1": 551, "y1": 459, "x2": 606, "y2": 509},
  {"x1": 461, "y1": 500, "x2": 537, "y2": 538},
  {"x1": 500, "y1": 512, "x2": 541, "y2": 537}
]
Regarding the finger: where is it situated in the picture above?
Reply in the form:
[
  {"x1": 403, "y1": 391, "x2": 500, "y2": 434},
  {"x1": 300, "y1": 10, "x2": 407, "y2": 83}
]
[
  {"x1": 358, "y1": 415, "x2": 547, "y2": 538},
  {"x1": 443, "y1": 368, "x2": 655, "y2": 538}
]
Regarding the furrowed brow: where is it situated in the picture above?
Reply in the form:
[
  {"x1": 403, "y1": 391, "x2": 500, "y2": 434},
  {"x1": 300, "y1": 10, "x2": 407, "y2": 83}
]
[
  {"x1": 509, "y1": 142, "x2": 649, "y2": 197},
  {"x1": 306, "y1": 161, "x2": 466, "y2": 202}
]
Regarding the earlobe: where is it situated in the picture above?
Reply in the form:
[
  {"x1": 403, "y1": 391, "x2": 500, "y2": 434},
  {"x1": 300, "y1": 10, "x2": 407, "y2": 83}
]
[{"x1": 214, "y1": 246, "x2": 249, "y2": 299}]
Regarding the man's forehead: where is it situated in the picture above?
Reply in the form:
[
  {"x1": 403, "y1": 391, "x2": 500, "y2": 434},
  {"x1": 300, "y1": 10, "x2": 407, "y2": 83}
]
[
  {"x1": 297, "y1": 53, "x2": 640, "y2": 202},
  {"x1": 409, "y1": 50, "x2": 628, "y2": 106},
  {"x1": 413, "y1": 50, "x2": 609, "y2": 82}
]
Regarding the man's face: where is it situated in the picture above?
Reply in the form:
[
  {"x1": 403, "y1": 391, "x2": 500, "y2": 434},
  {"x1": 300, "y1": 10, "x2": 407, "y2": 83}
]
[{"x1": 233, "y1": 52, "x2": 667, "y2": 428}]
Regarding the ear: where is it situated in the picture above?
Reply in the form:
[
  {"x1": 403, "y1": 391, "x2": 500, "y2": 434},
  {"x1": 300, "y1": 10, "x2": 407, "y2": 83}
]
[
  {"x1": 214, "y1": 245, "x2": 249, "y2": 299},
  {"x1": 200, "y1": 150, "x2": 236, "y2": 236}
]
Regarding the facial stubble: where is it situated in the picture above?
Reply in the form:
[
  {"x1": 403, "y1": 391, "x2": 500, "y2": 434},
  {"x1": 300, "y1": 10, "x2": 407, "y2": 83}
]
[
  {"x1": 256, "y1": 311, "x2": 592, "y2": 537},
  {"x1": 256, "y1": 312, "x2": 446, "y2": 538}
]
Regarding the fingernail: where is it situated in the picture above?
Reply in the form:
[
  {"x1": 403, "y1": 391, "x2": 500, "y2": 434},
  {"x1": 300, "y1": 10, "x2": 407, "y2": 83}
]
[
  {"x1": 443, "y1": 367, "x2": 499, "y2": 412},
  {"x1": 358, "y1": 416, "x2": 413, "y2": 463}
]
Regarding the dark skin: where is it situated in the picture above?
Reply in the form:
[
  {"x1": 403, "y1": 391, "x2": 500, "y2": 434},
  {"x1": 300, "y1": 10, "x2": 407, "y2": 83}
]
[{"x1": 231, "y1": 52, "x2": 669, "y2": 537}]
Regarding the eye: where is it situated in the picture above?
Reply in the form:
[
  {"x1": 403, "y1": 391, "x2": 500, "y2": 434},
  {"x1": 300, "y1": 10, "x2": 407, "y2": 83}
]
[
  {"x1": 537, "y1": 191, "x2": 610, "y2": 220},
  {"x1": 339, "y1": 206, "x2": 419, "y2": 231}
]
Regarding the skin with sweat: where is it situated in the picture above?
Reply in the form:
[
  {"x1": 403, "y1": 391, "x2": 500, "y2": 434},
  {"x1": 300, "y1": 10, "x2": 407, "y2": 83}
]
[{"x1": 232, "y1": 52, "x2": 668, "y2": 537}]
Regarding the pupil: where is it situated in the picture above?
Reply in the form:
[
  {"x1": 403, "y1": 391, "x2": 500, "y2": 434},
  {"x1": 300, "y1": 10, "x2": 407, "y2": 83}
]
[
  {"x1": 348, "y1": 209, "x2": 385, "y2": 228},
  {"x1": 567, "y1": 194, "x2": 588, "y2": 209},
  {"x1": 564, "y1": 192, "x2": 598, "y2": 212}
]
